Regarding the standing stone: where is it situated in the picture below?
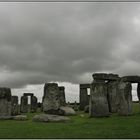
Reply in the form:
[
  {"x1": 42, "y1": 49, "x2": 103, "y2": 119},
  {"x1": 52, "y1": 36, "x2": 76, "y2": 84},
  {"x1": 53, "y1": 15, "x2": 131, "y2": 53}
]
[
  {"x1": 31, "y1": 96, "x2": 38, "y2": 113},
  {"x1": 59, "y1": 86, "x2": 66, "y2": 106},
  {"x1": 20, "y1": 96, "x2": 28, "y2": 113},
  {"x1": 107, "y1": 81, "x2": 119, "y2": 113},
  {"x1": 117, "y1": 81, "x2": 132, "y2": 116},
  {"x1": 43, "y1": 83, "x2": 61, "y2": 114},
  {"x1": 137, "y1": 83, "x2": 140, "y2": 102},
  {"x1": 67, "y1": 102, "x2": 71, "y2": 107},
  {"x1": 89, "y1": 82, "x2": 110, "y2": 117},
  {"x1": 11, "y1": 96, "x2": 19, "y2": 115},
  {"x1": 79, "y1": 84, "x2": 89, "y2": 110},
  {"x1": 73, "y1": 101, "x2": 79, "y2": 111},
  {"x1": 0, "y1": 88, "x2": 12, "y2": 117}
]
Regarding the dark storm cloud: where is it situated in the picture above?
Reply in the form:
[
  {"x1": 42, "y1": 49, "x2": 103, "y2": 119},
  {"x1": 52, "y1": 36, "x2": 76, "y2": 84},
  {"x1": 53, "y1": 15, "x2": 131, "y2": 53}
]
[{"x1": 0, "y1": 3, "x2": 140, "y2": 88}]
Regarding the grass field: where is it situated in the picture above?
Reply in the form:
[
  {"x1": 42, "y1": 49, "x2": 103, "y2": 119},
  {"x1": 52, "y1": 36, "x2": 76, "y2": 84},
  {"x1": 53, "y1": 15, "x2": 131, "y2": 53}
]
[{"x1": 0, "y1": 103, "x2": 140, "y2": 139}]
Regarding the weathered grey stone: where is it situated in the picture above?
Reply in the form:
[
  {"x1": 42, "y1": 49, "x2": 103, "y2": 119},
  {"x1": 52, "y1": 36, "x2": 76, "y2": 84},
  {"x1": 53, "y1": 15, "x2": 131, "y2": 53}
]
[
  {"x1": 31, "y1": 96, "x2": 38, "y2": 113},
  {"x1": 43, "y1": 83, "x2": 61, "y2": 114},
  {"x1": 11, "y1": 96, "x2": 19, "y2": 116},
  {"x1": 107, "y1": 81, "x2": 119, "y2": 113},
  {"x1": 84, "y1": 105, "x2": 89, "y2": 113},
  {"x1": 89, "y1": 82, "x2": 110, "y2": 117},
  {"x1": 79, "y1": 84, "x2": 89, "y2": 110},
  {"x1": 67, "y1": 102, "x2": 71, "y2": 107},
  {"x1": 59, "y1": 106, "x2": 76, "y2": 116},
  {"x1": 92, "y1": 73, "x2": 120, "y2": 81},
  {"x1": 0, "y1": 88, "x2": 12, "y2": 117},
  {"x1": 59, "y1": 86, "x2": 66, "y2": 106},
  {"x1": 73, "y1": 101, "x2": 79, "y2": 111},
  {"x1": 137, "y1": 83, "x2": 140, "y2": 101},
  {"x1": 121, "y1": 76, "x2": 140, "y2": 83},
  {"x1": 20, "y1": 96, "x2": 28, "y2": 113},
  {"x1": 117, "y1": 81, "x2": 132, "y2": 116},
  {"x1": 33, "y1": 114, "x2": 49, "y2": 122},
  {"x1": 33, "y1": 114, "x2": 70, "y2": 122},
  {"x1": 79, "y1": 84, "x2": 90, "y2": 89},
  {"x1": 0, "y1": 116, "x2": 13, "y2": 120},
  {"x1": 13, "y1": 115, "x2": 28, "y2": 121}
]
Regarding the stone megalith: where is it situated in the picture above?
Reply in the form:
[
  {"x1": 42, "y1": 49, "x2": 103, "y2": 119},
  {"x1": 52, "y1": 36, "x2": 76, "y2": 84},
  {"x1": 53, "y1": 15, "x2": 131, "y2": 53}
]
[
  {"x1": 137, "y1": 83, "x2": 140, "y2": 102},
  {"x1": 117, "y1": 81, "x2": 132, "y2": 116},
  {"x1": 121, "y1": 76, "x2": 140, "y2": 83},
  {"x1": 11, "y1": 96, "x2": 19, "y2": 115},
  {"x1": 43, "y1": 83, "x2": 61, "y2": 114},
  {"x1": 0, "y1": 88, "x2": 12, "y2": 117},
  {"x1": 92, "y1": 73, "x2": 120, "y2": 82},
  {"x1": 20, "y1": 96, "x2": 28, "y2": 113},
  {"x1": 79, "y1": 84, "x2": 90, "y2": 110},
  {"x1": 89, "y1": 81, "x2": 110, "y2": 117},
  {"x1": 107, "y1": 81, "x2": 119, "y2": 113},
  {"x1": 59, "y1": 86, "x2": 66, "y2": 106},
  {"x1": 31, "y1": 96, "x2": 38, "y2": 113}
]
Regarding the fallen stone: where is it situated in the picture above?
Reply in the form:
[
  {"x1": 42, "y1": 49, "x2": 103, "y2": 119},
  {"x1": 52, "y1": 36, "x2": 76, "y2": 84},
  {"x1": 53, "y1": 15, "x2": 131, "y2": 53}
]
[
  {"x1": 33, "y1": 114, "x2": 49, "y2": 122},
  {"x1": 13, "y1": 115, "x2": 28, "y2": 121},
  {"x1": 0, "y1": 116, "x2": 13, "y2": 120},
  {"x1": 80, "y1": 114, "x2": 85, "y2": 117},
  {"x1": 59, "y1": 106, "x2": 76, "y2": 116},
  {"x1": 32, "y1": 114, "x2": 70, "y2": 122}
]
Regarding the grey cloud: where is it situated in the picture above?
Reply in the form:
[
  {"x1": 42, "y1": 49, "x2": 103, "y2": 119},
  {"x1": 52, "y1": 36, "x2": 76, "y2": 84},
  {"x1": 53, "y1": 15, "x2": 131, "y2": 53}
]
[{"x1": 0, "y1": 3, "x2": 140, "y2": 88}]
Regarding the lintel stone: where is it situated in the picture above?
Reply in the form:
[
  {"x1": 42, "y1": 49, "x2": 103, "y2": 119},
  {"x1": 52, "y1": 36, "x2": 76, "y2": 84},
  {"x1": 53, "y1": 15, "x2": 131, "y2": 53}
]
[
  {"x1": 121, "y1": 76, "x2": 140, "y2": 83},
  {"x1": 80, "y1": 84, "x2": 90, "y2": 89},
  {"x1": 92, "y1": 73, "x2": 120, "y2": 81}
]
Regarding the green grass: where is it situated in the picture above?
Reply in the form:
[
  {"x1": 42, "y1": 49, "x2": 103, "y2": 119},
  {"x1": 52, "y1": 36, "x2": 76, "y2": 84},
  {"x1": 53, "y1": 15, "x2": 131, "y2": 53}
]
[{"x1": 0, "y1": 103, "x2": 140, "y2": 138}]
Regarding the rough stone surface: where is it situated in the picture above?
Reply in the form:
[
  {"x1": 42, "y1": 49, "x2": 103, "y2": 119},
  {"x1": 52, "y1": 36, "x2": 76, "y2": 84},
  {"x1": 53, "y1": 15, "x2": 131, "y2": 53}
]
[
  {"x1": 31, "y1": 96, "x2": 38, "y2": 113},
  {"x1": 137, "y1": 83, "x2": 140, "y2": 101},
  {"x1": 59, "y1": 106, "x2": 76, "y2": 116},
  {"x1": 59, "y1": 86, "x2": 66, "y2": 106},
  {"x1": 84, "y1": 105, "x2": 89, "y2": 113},
  {"x1": 20, "y1": 96, "x2": 28, "y2": 113},
  {"x1": 107, "y1": 81, "x2": 119, "y2": 113},
  {"x1": 33, "y1": 114, "x2": 70, "y2": 122},
  {"x1": 121, "y1": 76, "x2": 140, "y2": 83},
  {"x1": 11, "y1": 96, "x2": 19, "y2": 116},
  {"x1": 92, "y1": 73, "x2": 120, "y2": 81},
  {"x1": 43, "y1": 83, "x2": 61, "y2": 114},
  {"x1": 79, "y1": 84, "x2": 89, "y2": 110},
  {"x1": 0, "y1": 116, "x2": 13, "y2": 120},
  {"x1": 89, "y1": 82, "x2": 110, "y2": 117},
  {"x1": 73, "y1": 101, "x2": 79, "y2": 111},
  {"x1": 0, "y1": 88, "x2": 12, "y2": 117},
  {"x1": 79, "y1": 84, "x2": 90, "y2": 89},
  {"x1": 13, "y1": 115, "x2": 28, "y2": 121},
  {"x1": 117, "y1": 81, "x2": 132, "y2": 116}
]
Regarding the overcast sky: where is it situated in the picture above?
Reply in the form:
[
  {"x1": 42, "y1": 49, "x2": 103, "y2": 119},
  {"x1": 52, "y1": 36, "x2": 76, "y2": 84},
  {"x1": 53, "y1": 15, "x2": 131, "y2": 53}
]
[{"x1": 0, "y1": 2, "x2": 140, "y2": 102}]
